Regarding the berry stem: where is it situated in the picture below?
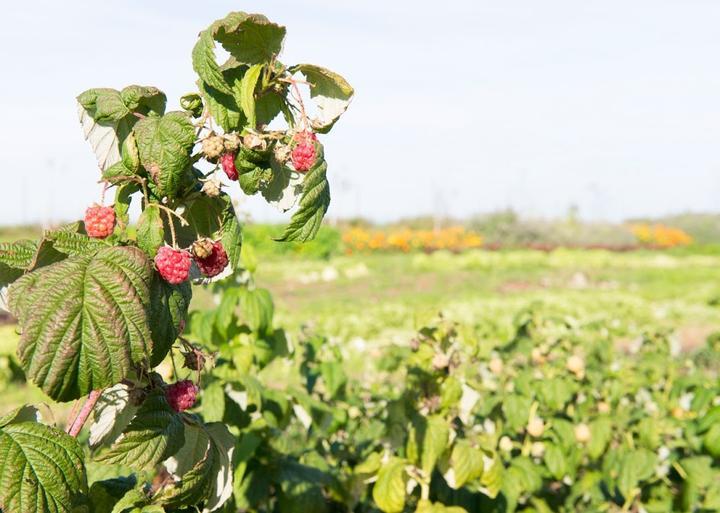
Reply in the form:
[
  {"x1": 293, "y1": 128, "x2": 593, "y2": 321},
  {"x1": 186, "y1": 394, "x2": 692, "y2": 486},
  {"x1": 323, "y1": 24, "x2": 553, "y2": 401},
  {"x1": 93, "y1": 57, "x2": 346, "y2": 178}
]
[
  {"x1": 164, "y1": 208, "x2": 178, "y2": 248},
  {"x1": 66, "y1": 389, "x2": 103, "y2": 437},
  {"x1": 149, "y1": 203, "x2": 189, "y2": 227},
  {"x1": 283, "y1": 77, "x2": 310, "y2": 130}
]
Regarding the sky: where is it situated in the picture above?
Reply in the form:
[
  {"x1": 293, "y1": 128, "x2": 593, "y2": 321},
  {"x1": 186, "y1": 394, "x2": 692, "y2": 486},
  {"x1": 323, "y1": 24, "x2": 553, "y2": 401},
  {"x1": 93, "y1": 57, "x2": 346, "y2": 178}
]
[{"x1": 1, "y1": 0, "x2": 720, "y2": 226}]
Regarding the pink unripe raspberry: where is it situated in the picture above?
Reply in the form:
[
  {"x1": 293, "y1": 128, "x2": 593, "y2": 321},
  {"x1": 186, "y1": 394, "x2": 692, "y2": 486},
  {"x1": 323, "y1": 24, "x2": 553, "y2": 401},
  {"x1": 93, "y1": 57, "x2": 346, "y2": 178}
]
[
  {"x1": 154, "y1": 246, "x2": 191, "y2": 284},
  {"x1": 165, "y1": 380, "x2": 198, "y2": 412},
  {"x1": 194, "y1": 240, "x2": 229, "y2": 278},
  {"x1": 291, "y1": 130, "x2": 318, "y2": 172},
  {"x1": 291, "y1": 145, "x2": 316, "y2": 173},
  {"x1": 84, "y1": 204, "x2": 115, "y2": 239},
  {"x1": 220, "y1": 152, "x2": 238, "y2": 181}
]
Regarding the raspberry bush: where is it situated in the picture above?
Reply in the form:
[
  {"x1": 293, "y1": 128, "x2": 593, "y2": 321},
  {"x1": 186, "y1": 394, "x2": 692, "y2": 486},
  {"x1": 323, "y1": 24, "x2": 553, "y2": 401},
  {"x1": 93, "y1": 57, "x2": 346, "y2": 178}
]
[{"x1": 0, "y1": 11, "x2": 352, "y2": 513}]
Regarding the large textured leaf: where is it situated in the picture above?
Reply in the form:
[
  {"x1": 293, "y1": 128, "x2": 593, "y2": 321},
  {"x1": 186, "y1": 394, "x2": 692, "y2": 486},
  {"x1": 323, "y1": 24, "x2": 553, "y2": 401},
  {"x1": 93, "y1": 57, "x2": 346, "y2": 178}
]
[
  {"x1": 372, "y1": 457, "x2": 407, "y2": 513},
  {"x1": 134, "y1": 112, "x2": 195, "y2": 199},
  {"x1": 0, "y1": 421, "x2": 87, "y2": 513},
  {"x1": 45, "y1": 231, "x2": 109, "y2": 257},
  {"x1": 197, "y1": 66, "x2": 247, "y2": 132},
  {"x1": 212, "y1": 12, "x2": 286, "y2": 65},
  {"x1": 0, "y1": 239, "x2": 36, "y2": 287},
  {"x1": 97, "y1": 390, "x2": 185, "y2": 470},
  {"x1": 161, "y1": 421, "x2": 235, "y2": 512},
  {"x1": 274, "y1": 152, "x2": 329, "y2": 242},
  {"x1": 292, "y1": 64, "x2": 354, "y2": 133},
  {"x1": 149, "y1": 276, "x2": 191, "y2": 367},
  {"x1": 9, "y1": 246, "x2": 153, "y2": 401},
  {"x1": 77, "y1": 86, "x2": 166, "y2": 171}
]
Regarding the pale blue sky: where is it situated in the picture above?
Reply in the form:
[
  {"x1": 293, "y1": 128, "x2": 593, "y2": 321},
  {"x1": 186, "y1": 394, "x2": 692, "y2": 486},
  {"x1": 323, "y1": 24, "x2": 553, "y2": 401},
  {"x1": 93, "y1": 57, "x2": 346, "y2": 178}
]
[{"x1": 2, "y1": 0, "x2": 719, "y2": 225}]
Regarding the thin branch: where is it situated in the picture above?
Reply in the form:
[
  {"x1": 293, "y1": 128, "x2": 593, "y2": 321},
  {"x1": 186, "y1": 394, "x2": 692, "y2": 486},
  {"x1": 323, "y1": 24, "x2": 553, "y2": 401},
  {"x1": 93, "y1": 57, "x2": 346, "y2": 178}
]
[{"x1": 67, "y1": 389, "x2": 103, "y2": 437}]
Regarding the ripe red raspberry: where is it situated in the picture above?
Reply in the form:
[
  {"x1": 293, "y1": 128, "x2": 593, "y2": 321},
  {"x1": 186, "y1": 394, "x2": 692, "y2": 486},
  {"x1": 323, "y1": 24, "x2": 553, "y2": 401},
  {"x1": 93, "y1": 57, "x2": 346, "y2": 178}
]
[
  {"x1": 194, "y1": 241, "x2": 229, "y2": 277},
  {"x1": 154, "y1": 246, "x2": 191, "y2": 284},
  {"x1": 220, "y1": 152, "x2": 238, "y2": 181},
  {"x1": 84, "y1": 204, "x2": 115, "y2": 239},
  {"x1": 165, "y1": 380, "x2": 198, "y2": 412}
]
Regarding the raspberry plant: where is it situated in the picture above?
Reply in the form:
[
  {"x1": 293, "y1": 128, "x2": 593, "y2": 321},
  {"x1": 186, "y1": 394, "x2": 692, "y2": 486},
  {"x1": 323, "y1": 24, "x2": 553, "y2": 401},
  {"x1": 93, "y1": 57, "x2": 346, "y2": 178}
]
[{"x1": 0, "y1": 11, "x2": 352, "y2": 513}]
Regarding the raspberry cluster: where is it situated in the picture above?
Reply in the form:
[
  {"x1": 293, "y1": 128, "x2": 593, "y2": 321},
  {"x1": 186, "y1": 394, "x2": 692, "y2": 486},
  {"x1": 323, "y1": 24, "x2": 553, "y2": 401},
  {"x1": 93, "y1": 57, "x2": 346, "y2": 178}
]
[
  {"x1": 165, "y1": 380, "x2": 198, "y2": 412},
  {"x1": 85, "y1": 205, "x2": 116, "y2": 239},
  {"x1": 154, "y1": 246, "x2": 192, "y2": 284},
  {"x1": 195, "y1": 240, "x2": 229, "y2": 278},
  {"x1": 220, "y1": 153, "x2": 238, "y2": 181}
]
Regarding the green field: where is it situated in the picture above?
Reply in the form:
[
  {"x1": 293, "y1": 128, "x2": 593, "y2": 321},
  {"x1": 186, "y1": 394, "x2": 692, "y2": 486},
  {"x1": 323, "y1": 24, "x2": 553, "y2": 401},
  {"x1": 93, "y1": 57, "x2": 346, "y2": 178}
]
[
  {"x1": 4, "y1": 247, "x2": 720, "y2": 415},
  {"x1": 253, "y1": 248, "x2": 720, "y2": 344}
]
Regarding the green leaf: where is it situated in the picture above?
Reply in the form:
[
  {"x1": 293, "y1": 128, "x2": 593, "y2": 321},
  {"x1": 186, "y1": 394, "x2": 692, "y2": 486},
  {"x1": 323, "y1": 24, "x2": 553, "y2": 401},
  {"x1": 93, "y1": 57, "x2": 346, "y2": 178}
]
[
  {"x1": 0, "y1": 421, "x2": 87, "y2": 513},
  {"x1": 136, "y1": 206, "x2": 165, "y2": 257},
  {"x1": 148, "y1": 276, "x2": 191, "y2": 367},
  {"x1": 198, "y1": 80, "x2": 243, "y2": 132},
  {"x1": 161, "y1": 421, "x2": 235, "y2": 512},
  {"x1": 9, "y1": 246, "x2": 154, "y2": 401},
  {"x1": 588, "y1": 417, "x2": 612, "y2": 459},
  {"x1": 45, "y1": 231, "x2": 109, "y2": 257},
  {"x1": 115, "y1": 183, "x2": 139, "y2": 227},
  {"x1": 442, "y1": 439, "x2": 484, "y2": 489},
  {"x1": 134, "y1": 111, "x2": 195, "y2": 199},
  {"x1": 238, "y1": 164, "x2": 273, "y2": 195},
  {"x1": 703, "y1": 424, "x2": 720, "y2": 458},
  {"x1": 201, "y1": 381, "x2": 226, "y2": 422},
  {"x1": 97, "y1": 390, "x2": 185, "y2": 470},
  {"x1": 480, "y1": 454, "x2": 503, "y2": 499},
  {"x1": 213, "y1": 12, "x2": 286, "y2": 65},
  {"x1": 238, "y1": 64, "x2": 263, "y2": 128},
  {"x1": 416, "y1": 500, "x2": 468, "y2": 513},
  {"x1": 88, "y1": 476, "x2": 137, "y2": 513},
  {"x1": 0, "y1": 239, "x2": 37, "y2": 269},
  {"x1": 240, "y1": 288, "x2": 274, "y2": 334},
  {"x1": 319, "y1": 361, "x2": 346, "y2": 398},
  {"x1": 193, "y1": 30, "x2": 234, "y2": 96},
  {"x1": 0, "y1": 240, "x2": 36, "y2": 287},
  {"x1": 120, "y1": 86, "x2": 166, "y2": 115},
  {"x1": 420, "y1": 415, "x2": 449, "y2": 475},
  {"x1": 372, "y1": 457, "x2": 407, "y2": 513},
  {"x1": 110, "y1": 488, "x2": 164, "y2": 513},
  {"x1": 617, "y1": 449, "x2": 657, "y2": 500},
  {"x1": 274, "y1": 153, "x2": 329, "y2": 242},
  {"x1": 0, "y1": 405, "x2": 41, "y2": 427},
  {"x1": 502, "y1": 394, "x2": 532, "y2": 432},
  {"x1": 543, "y1": 443, "x2": 566, "y2": 480},
  {"x1": 77, "y1": 86, "x2": 165, "y2": 171},
  {"x1": 292, "y1": 64, "x2": 354, "y2": 133},
  {"x1": 221, "y1": 201, "x2": 243, "y2": 272},
  {"x1": 78, "y1": 88, "x2": 130, "y2": 122},
  {"x1": 256, "y1": 89, "x2": 287, "y2": 126}
]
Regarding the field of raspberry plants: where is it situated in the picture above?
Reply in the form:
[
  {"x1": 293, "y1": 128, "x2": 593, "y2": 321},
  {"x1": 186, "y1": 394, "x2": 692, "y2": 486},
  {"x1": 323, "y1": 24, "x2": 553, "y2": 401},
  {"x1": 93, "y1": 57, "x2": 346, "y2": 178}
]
[{"x1": 0, "y1": 10, "x2": 719, "y2": 513}]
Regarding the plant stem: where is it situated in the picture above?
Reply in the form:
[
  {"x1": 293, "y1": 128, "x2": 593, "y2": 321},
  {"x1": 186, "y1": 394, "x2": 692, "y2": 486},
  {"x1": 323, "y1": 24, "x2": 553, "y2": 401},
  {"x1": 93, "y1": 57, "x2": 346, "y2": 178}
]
[{"x1": 67, "y1": 389, "x2": 103, "y2": 437}]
